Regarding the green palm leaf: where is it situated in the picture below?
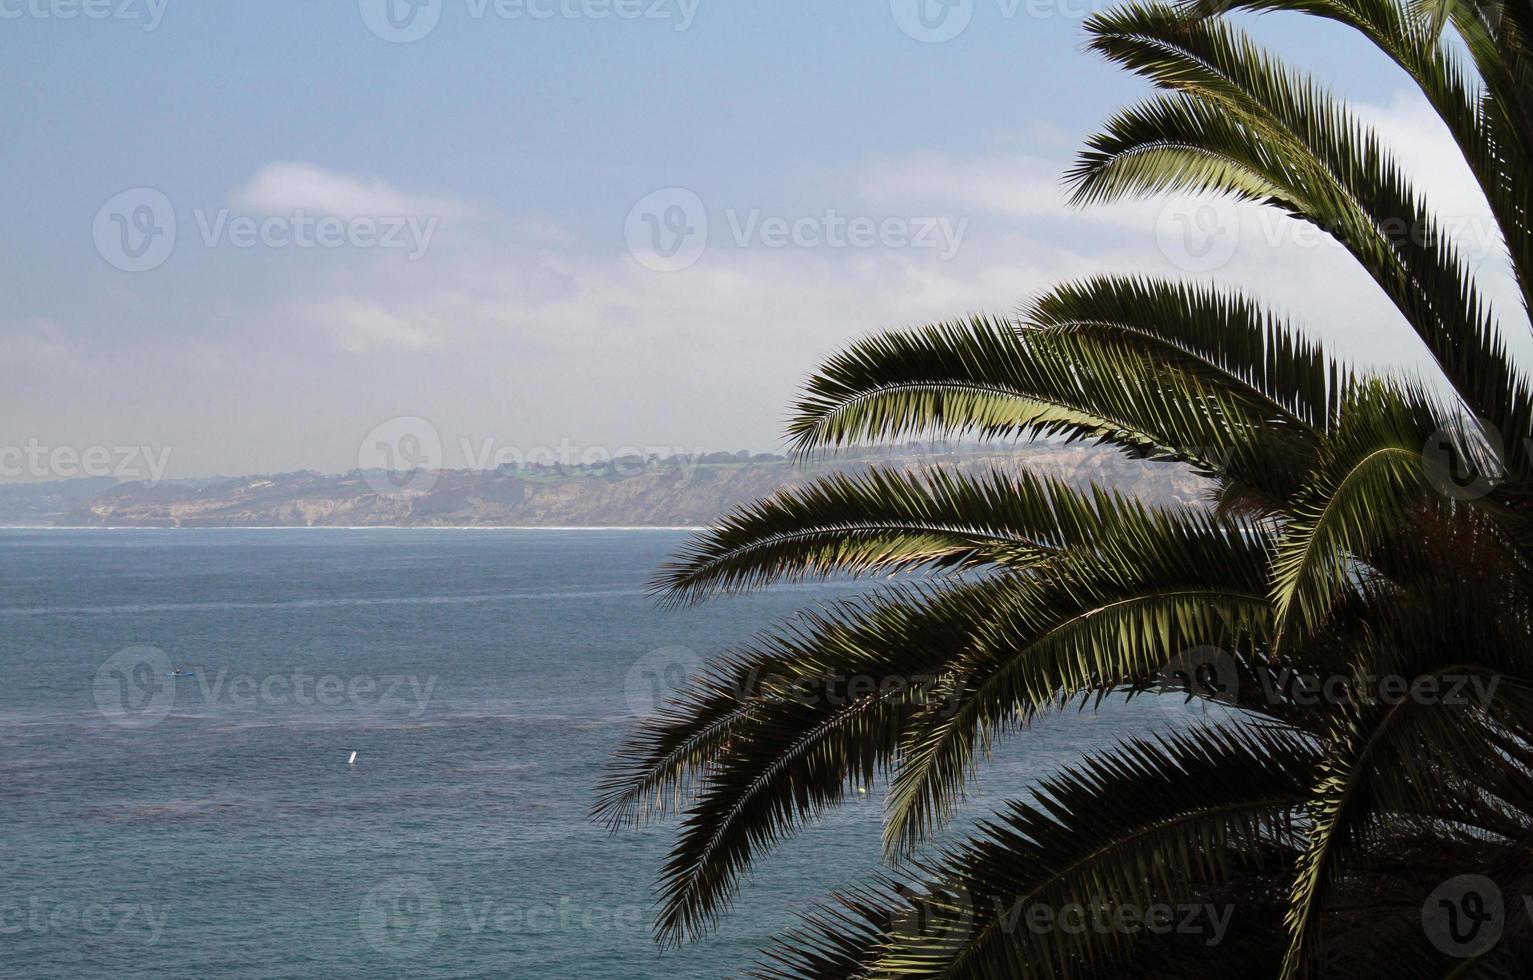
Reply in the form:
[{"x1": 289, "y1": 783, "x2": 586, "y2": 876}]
[
  {"x1": 787, "y1": 314, "x2": 1299, "y2": 494},
  {"x1": 884, "y1": 508, "x2": 1276, "y2": 854},
  {"x1": 1076, "y1": 3, "x2": 1533, "y2": 469},
  {"x1": 607, "y1": 1, "x2": 1533, "y2": 974},
  {"x1": 652, "y1": 467, "x2": 1150, "y2": 605},
  {"x1": 764, "y1": 725, "x2": 1316, "y2": 980}
]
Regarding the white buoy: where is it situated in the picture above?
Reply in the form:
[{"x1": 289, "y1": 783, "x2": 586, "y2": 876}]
[{"x1": 348, "y1": 751, "x2": 358, "y2": 765}]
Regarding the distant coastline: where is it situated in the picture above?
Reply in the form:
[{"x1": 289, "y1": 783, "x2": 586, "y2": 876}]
[{"x1": 0, "y1": 445, "x2": 1209, "y2": 529}]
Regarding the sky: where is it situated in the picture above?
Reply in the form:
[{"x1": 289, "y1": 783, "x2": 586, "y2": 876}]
[{"x1": 1, "y1": 0, "x2": 1525, "y2": 482}]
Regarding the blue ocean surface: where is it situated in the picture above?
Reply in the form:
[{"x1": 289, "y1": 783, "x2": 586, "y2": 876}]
[{"x1": 0, "y1": 529, "x2": 1178, "y2": 978}]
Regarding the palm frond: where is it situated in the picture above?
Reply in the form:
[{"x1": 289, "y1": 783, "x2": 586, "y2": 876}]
[
  {"x1": 1024, "y1": 275, "x2": 1345, "y2": 435},
  {"x1": 787, "y1": 314, "x2": 1301, "y2": 495},
  {"x1": 1280, "y1": 589, "x2": 1533, "y2": 977},
  {"x1": 884, "y1": 508, "x2": 1276, "y2": 854},
  {"x1": 652, "y1": 467, "x2": 1151, "y2": 605},
  {"x1": 1268, "y1": 382, "x2": 1450, "y2": 640},
  {"x1": 765, "y1": 724, "x2": 1315, "y2": 980},
  {"x1": 1179, "y1": 0, "x2": 1533, "y2": 319},
  {"x1": 1077, "y1": 3, "x2": 1533, "y2": 468},
  {"x1": 612, "y1": 577, "x2": 1031, "y2": 943}
]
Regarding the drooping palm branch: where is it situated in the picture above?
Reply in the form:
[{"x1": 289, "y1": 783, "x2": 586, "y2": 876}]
[{"x1": 600, "y1": 1, "x2": 1533, "y2": 975}]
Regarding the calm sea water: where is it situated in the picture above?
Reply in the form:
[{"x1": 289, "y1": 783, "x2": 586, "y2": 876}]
[{"x1": 0, "y1": 529, "x2": 1166, "y2": 978}]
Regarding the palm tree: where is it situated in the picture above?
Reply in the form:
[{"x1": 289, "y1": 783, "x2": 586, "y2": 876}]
[{"x1": 597, "y1": 1, "x2": 1533, "y2": 975}]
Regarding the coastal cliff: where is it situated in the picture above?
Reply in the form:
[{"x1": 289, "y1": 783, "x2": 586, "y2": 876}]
[{"x1": 38, "y1": 446, "x2": 1210, "y2": 528}]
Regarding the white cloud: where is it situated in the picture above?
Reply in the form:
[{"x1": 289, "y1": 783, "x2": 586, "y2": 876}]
[
  {"x1": 516, "y1": 219, "x2": 577, "y2": 245},
  {"x1": 859, "y1": 151, "x2": 1165, "y2": 229},
  {"x1": 855, "y1": 91, "x2": 1529, "y2": 367},
  {"x1": 296, "y1": 300, "x2": 444, "y2": 353},
  {"x1": 22, "y1": 90, "x2": 1530, "y2": 478},
  {"x1": 231, "y1": 163, "x2": 470, "y2": 220}
]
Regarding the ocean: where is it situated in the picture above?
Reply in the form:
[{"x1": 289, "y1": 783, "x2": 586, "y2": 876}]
[{"x1": 0, "y1": 528, "x2": 1166, "y2": 978}]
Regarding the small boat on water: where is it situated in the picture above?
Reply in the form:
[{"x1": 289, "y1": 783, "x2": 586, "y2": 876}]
[{"x1": 165, "y1": 668, "x2": 195, "y2": 678}]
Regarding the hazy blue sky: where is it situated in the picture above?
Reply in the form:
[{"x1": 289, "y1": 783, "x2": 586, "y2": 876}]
[{"x1": 1, "y1": 1, "x2": 1519, "y2": 480}]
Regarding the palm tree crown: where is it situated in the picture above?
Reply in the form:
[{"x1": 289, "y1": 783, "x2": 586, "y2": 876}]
[{"x1": 600, "y1": 1, "x2": 1533, "y2": 975}]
